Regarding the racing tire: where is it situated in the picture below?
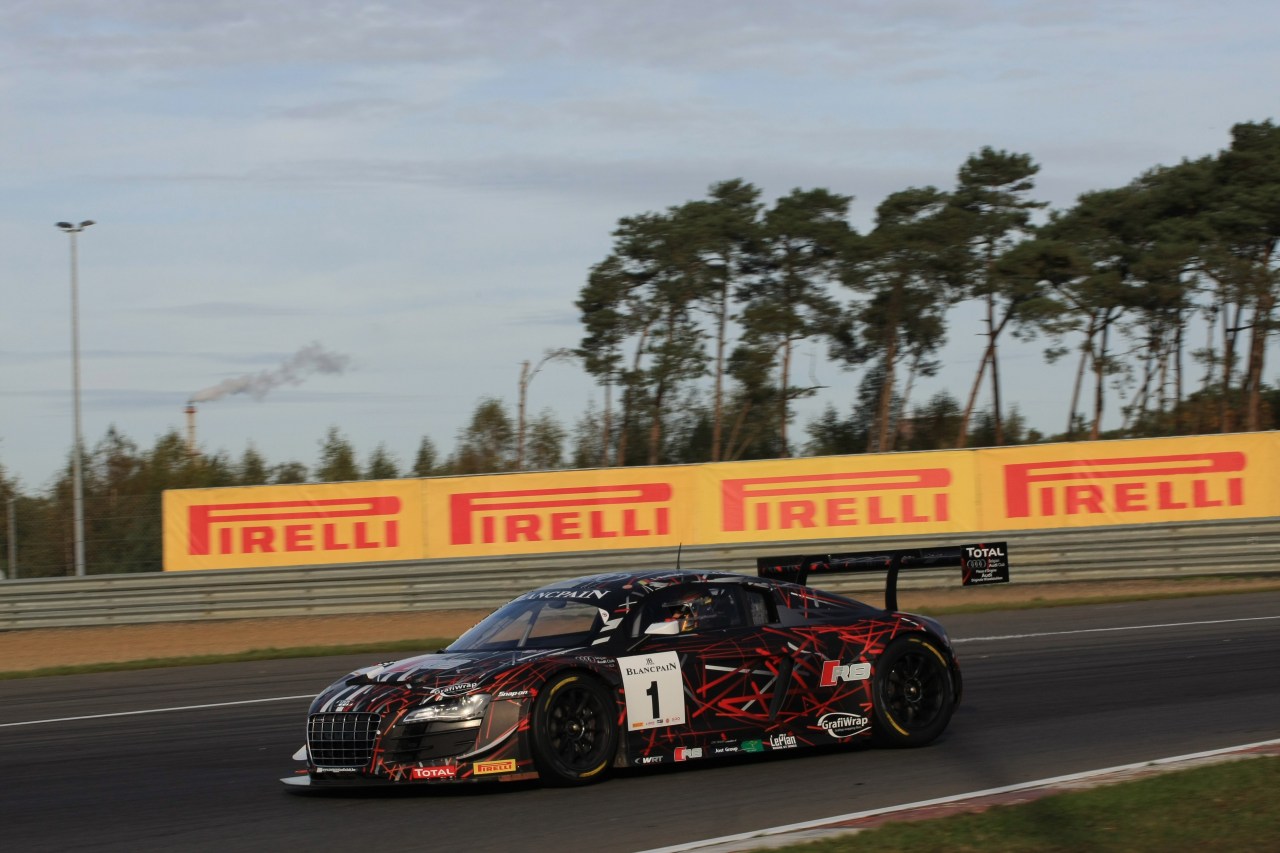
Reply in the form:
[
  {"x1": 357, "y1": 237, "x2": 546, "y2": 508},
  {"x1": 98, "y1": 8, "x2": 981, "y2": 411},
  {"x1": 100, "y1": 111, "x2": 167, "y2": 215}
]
[
  {"x1": 871, "y1": 635, "x2": 956, "y2": 748},
  {"x1": 530, "y1": 672, "x2": 618, "y2": 786}
]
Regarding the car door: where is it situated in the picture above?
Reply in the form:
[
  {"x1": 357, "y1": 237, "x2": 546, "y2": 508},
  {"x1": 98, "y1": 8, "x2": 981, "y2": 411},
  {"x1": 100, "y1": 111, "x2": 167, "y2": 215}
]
[{"x1": 618, "y1": 581, "x2": 800, "y2": 762}]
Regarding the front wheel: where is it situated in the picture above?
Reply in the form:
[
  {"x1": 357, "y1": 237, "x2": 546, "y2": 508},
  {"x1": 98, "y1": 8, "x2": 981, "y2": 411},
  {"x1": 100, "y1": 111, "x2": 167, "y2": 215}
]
[
  {"x1": 871, "y1": 636, "x2": 956, "y2": 748},
  {"x1": 530, "y1": 672, "x2": 618, "y2": 786}
]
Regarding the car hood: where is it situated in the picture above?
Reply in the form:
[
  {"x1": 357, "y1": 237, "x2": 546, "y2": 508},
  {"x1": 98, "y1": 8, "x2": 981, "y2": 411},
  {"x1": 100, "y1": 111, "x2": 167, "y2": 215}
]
[
  {"x1": 318, "y1": 647, "x2": 590, "y2": 696},
  {"x1": 345, "y1": 649, "x2": 530, "y2": 687}
]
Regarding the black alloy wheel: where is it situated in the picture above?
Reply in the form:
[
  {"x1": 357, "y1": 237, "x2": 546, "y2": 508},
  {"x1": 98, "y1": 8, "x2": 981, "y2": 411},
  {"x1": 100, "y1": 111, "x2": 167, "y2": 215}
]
[
  {"x1": 530, "y1": 673, "x2": 618, "y2": 786},
  {"x1": 871, "y1": 635, "x2": 956, "y2": 747}
]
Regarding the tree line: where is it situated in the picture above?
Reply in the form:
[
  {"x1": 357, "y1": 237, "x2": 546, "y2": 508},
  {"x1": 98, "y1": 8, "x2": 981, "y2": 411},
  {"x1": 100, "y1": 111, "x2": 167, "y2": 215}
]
[
  {"x1": 577, "y1": 120, "x2": 1280, "y2": 464},
  {"x1": 3, "y1": 119, "x2": 1277, "y2": 578}
]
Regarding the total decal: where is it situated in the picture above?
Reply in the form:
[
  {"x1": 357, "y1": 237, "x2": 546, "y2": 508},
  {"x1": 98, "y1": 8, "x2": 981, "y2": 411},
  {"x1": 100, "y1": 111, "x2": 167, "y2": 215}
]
[
  {"x1": 410, "y1": 764, "x2": 458, "y2": 781},
  {"x1": 617, "y1": 651, "x2": 686, "y2": 730},
  {"x1": 962, "y1": 542, "x2": 1010, "y2": 586}
]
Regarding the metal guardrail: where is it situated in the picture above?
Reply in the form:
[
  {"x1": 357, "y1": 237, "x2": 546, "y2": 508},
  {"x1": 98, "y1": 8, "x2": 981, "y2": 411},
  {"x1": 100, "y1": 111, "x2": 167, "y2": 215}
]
[{"x1": 2, "y1": 518, "x2": 1279, "y2": 630}]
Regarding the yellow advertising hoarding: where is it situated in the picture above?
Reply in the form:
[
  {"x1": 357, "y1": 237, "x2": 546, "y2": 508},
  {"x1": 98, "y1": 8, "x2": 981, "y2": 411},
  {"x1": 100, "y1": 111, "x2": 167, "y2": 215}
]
[
  {"x1": 976, "y1": 433, "x2": 1278, "y2": 530},
  {"x1": 163, "y1": 481, "x2": 426, "y2": 571},
  {"x1": 695, "y1": 452, "x2": 979, "y2": 544},
  {"x1": 423, "y1": 467, "x2": 697, "y2": 558},
  {"x1": 161, "y1": 433, "x2": 1280, "y2": 570}
]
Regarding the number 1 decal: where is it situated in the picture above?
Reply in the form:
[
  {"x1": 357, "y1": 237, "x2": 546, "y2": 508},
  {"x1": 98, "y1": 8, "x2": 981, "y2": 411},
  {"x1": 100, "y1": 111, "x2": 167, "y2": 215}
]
[{"x1": 617, "y1": 651, "x2": 686, "y2": 730}]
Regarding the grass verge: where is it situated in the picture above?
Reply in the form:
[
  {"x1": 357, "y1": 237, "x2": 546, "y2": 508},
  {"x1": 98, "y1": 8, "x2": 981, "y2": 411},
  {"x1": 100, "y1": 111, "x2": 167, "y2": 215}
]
[{"x1": 773, "y1": 755, "x2": 1280, "y2": 853}]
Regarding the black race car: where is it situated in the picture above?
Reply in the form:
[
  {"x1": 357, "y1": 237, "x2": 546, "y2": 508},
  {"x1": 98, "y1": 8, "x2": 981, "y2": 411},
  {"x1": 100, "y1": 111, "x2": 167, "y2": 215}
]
[{"x1": 283, "y1": 541, "x2": 1008, "y2": 788}]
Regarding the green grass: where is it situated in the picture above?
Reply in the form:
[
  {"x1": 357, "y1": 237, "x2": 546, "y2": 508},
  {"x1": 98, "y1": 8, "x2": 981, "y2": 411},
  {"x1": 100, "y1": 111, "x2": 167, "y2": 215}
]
[
  {"x1": 769, "y1": 756, "x2": 1280, "y2": 853},
  {"x1": 0, "y1": 637, "x2": 456, "y2": 681}
]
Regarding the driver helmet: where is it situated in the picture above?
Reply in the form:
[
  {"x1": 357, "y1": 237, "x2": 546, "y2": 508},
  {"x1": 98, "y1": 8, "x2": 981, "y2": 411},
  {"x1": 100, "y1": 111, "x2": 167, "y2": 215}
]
[{"x1": 665, "y1": 591, "x2": 713, "y2": 633}]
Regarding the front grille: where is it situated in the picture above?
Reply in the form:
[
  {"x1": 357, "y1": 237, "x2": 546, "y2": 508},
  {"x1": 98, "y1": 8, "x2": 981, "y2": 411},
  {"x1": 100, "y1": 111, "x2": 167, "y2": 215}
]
[{"x1": 308, "y1": 713, "x2": 380, "y2": 768}]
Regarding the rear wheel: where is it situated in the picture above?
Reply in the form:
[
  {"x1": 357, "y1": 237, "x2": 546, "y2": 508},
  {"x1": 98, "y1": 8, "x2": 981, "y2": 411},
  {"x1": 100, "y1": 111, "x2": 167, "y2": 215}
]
[
  {"x1": 530, "y1": 672, "x2": 617, "y2": 786},
  {"x1": 871, "y1": 636, "x2": 955, "y2": 747}
]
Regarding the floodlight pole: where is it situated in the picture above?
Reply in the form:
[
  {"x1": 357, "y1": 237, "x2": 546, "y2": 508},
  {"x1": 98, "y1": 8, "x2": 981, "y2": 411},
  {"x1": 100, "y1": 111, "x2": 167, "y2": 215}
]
[{"x1": 56, "y1": 219, "x2": 94, "y2": 577}]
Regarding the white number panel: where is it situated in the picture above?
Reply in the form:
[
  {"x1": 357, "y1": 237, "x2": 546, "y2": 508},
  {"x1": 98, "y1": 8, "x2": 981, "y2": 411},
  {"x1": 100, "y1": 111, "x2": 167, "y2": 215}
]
[{"x1": 617, "y1": 651, "x2": 686, "y2": 730}]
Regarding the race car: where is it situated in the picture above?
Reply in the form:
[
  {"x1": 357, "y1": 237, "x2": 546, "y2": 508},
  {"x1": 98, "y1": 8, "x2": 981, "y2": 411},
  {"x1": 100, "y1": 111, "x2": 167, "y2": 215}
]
[{"x1": 283, "y1": 541, "x2": 1008, "y2": 788}]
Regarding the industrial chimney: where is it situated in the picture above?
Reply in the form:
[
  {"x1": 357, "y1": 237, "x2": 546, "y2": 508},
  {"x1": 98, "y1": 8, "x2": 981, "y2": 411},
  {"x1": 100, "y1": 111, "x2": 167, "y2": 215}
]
[{"x1": 185, "y1": 403, "x2": 197, "y2": 457}]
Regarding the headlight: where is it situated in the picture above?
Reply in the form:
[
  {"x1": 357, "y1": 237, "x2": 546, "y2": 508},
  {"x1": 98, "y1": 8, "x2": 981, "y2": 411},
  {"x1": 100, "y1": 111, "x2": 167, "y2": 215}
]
[{"x1": 402, "y1": 693, "x2": 492, "y2": 724}]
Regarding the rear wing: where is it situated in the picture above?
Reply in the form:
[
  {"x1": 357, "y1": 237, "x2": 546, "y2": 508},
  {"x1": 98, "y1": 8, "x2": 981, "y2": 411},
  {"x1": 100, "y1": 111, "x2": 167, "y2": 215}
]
[{"x1": 756, "y1": 541, "x2": 1009, "y2": 612}]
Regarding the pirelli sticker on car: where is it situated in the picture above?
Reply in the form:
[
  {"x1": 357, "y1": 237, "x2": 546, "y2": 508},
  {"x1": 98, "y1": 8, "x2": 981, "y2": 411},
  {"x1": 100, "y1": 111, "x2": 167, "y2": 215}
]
[
  {"x1": 617, "y1": 651, "x2": 686, "y2": 730},
  {"x1": 473, "y1": 758, "x2": 518, "y2": 776}
]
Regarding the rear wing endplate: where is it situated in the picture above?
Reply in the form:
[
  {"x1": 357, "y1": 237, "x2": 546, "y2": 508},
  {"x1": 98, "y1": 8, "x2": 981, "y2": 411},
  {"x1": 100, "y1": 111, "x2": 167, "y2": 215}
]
[{"x1": 756, "y1": 541, "x2": 1009, "y2": 612}]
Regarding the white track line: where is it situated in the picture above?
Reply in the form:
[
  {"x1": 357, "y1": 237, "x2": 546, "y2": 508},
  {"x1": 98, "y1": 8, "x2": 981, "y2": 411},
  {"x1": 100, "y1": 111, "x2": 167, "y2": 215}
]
[
  {"x1": 636, "y1": 738, "x2": 1280, "y2": 853},
  {"x1": 955, "y1": 613, "x2": 1280, "y2": 643},
  {"x1": 0, "y1": 694, "x2": 313, "y2": 728}
]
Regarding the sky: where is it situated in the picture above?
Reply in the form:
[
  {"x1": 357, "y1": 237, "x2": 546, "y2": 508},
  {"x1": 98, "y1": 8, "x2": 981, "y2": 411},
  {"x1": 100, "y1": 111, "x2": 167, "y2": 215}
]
[{"x1": 2, "y1": 0, "x2": 1278, "y2": 488}]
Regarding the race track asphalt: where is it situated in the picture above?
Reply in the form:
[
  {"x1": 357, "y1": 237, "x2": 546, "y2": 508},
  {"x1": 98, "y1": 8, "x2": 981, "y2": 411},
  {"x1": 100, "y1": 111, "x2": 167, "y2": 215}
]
[{"x1": 3, "y1": 591, "x2": 1278, "y2": 853}]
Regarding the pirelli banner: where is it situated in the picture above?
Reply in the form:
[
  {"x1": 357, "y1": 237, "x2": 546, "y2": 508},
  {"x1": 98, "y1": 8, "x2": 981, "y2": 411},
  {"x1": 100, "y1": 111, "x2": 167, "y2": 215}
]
[
  {"x1": 978, "y1": 434, "x2": 1276, "y2": 530},
  {"x1": 162, "y1": 432, "x2": 1280, "y2": 570},
  {"x1": 163, "y1": 480, "x2": 427, "y2": 571}
]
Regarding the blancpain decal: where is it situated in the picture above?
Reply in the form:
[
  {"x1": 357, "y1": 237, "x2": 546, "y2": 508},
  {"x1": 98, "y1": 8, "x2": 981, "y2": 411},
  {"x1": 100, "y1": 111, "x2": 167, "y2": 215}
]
[
  {"x1": 621, "y1": 660, "x2": 679, "y2": 676},
  {"x1": 818, "y1": 712, "x2": 870, "y2": 738},
  {"x1": 521, "y1": 589, "x2": 608, "y2": 600},
  {"x1": 768, "y1": 733, "x2": 798, "y2": 750},
  {"x1": 618, "y1": 651, "x2": 686, "y2": 730}
]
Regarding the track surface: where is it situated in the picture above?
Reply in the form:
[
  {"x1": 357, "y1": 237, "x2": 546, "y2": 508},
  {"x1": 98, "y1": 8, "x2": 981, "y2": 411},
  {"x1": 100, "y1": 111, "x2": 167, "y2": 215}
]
[{"x1": 4, "y1": 592, "x2": 1278, "y2": 853}]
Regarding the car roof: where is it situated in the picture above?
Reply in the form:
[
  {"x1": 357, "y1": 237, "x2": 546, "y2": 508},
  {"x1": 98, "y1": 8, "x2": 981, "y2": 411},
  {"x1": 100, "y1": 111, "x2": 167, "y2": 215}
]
[{"x1": 516, "y1": 569, "x2": 757, "y2": 605}]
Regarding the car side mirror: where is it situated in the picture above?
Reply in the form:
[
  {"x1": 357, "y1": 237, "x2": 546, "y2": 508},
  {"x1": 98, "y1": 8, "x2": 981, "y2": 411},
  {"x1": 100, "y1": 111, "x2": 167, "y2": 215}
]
[{"x1": 643, "y1": 621, "x2": 681, "y2": 637}]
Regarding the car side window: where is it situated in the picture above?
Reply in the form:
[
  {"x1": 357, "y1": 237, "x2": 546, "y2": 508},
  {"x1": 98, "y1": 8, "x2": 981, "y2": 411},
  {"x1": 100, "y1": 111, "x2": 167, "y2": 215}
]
[
  {"x1": 638, "y1": 584, "x2": 745, "y2": 636},
  {"x1": 743, "y1": 588, "x2": 774, "y2": 626}
]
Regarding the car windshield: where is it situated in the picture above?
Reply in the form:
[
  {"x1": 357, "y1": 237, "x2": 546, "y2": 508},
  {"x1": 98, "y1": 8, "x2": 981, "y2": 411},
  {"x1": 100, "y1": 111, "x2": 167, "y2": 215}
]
[{"x1": 447, "y1": 597, "x2": 604, "y2": 651}]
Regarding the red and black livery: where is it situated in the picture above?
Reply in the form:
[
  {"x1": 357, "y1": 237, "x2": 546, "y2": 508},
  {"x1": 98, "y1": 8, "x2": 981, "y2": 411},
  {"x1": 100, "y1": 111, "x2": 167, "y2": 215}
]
[{"x1": 283, "y1": 541, "x2": 1008, "y2": 788}]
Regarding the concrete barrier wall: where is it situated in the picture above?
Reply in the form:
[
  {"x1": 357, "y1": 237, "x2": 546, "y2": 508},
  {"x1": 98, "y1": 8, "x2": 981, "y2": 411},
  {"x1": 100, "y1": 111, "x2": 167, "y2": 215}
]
[{"x1": 4, "y1": 518, "x2": 1279, "y2": 630}]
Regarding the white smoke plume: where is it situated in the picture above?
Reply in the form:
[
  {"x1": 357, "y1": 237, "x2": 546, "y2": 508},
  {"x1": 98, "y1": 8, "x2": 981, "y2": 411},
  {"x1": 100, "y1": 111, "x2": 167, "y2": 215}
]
[{"x1": 189, "y1": 343, "x2": 351, "y2": 403}]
